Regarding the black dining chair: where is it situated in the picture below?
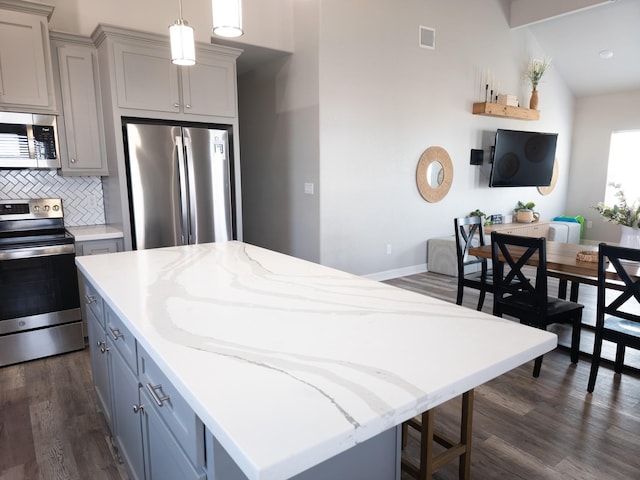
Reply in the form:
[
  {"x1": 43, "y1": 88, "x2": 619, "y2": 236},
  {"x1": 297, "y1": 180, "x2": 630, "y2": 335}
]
[
  {"x1": 491, "y1": 232, "x2": 584, "y2": 377},
  {"x1": 454, "y1": 216, "x2": 493, "y2": 311},
  {"x1": 587, "y1": 243, "x2": 640, "y2": 393}
]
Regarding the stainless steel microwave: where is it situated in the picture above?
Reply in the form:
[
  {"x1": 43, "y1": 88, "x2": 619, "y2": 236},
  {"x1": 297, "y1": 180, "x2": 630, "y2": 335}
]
[{"x1": 0, "y1": 112, "x2": 60, "y2": 169}]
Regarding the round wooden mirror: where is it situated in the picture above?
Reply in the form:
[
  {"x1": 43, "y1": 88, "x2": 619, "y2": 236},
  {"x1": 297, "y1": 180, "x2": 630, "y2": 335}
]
[
  {"x1": 416, "y1": 146, "x2": 453, "y2": 202},
  {"x1": 537, "y1": 157, "x2": 559, "y2": 196}
]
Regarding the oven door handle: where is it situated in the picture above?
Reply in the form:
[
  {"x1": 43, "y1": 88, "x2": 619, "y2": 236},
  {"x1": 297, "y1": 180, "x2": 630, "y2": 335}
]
[{"x1": 0, "y1": 243, "x2": 75, "y2": 260}]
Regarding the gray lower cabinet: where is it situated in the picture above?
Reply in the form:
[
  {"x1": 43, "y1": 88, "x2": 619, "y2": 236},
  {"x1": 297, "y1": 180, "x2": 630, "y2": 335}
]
[
  {"x1": 140, "y1": 386, "x2": 206, "y2": 480},
  {"x1": 110, "y1": 343, "x2": 145, "y2": 480},
  {"x1": 83, "y1": 275, "x2": 206, "y2": 479},
  {"x1": 85, "y1": 299, "x2": 112, "y2": 431},
  {"x1": 204, "y1": 427, "x2": 400, "y2": 480},
  {"x1": 76, "y1": 238, "x2": 123, "y2": 256},
  {"x1": 107, "y1": 304, "x2": 144, "y2": 480}
]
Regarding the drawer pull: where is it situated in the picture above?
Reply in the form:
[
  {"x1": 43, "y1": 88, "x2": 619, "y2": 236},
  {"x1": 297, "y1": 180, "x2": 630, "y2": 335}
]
[
  {"x1": 98, "y1": 341, "x2": 110, "y2": 354},
  {"x1": 85, "y1": 294, "x2": 96, "y2": 304},
  {"x1": 146, "y1": 383, "x2": 170, "y2": 407},
  {"x1": 108, "y1": 326, "x2": 124, "y2": 341}
]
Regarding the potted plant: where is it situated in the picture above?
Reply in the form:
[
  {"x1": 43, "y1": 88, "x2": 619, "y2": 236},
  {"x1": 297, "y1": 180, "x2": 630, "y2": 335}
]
[
  {"x1": 525, "y1": 57, "x2": 551, "y2": 110},
  {"x1": 593, "y1": 190, "x2": 640, "y2": 248},
  {"x1": 469, "y1": 209, "x2": 492, "y2": 226},
  {"x1": 514, "y1": 201, "x2": 539, "y2": 223}
]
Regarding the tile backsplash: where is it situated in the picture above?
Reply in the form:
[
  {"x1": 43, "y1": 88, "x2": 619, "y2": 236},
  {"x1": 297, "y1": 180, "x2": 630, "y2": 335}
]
[{"x1": 0, "y1": 169, "x2": 105, "y2": 226}]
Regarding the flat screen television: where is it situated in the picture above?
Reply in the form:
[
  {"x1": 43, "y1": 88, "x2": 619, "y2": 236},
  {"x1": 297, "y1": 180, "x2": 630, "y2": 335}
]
[{"x1": 489, "y1": 129, "x2": 558, "y2": 187}]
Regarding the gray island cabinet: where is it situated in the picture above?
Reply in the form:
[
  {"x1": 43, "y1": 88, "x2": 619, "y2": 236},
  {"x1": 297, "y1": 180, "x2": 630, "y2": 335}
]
[{"x1": 77, "y1": 241, "x2": 555, "y2": 480}]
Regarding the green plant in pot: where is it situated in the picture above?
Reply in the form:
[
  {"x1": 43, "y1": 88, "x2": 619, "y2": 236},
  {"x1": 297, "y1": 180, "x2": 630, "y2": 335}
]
[
  {"x1": 469, "y1": 209, "x2": 492, "y2": 226},
  {"x1": 514, "y1": 201, "x2": 539, "y2": 223},
  {"x1": 593, "y1": 190, "x2": 640, "y2": 249}
]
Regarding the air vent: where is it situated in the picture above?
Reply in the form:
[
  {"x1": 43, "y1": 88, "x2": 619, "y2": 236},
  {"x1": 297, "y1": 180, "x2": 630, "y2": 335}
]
[{"x1": 419, "y1": 26, "x2": 435, "y2": 49}]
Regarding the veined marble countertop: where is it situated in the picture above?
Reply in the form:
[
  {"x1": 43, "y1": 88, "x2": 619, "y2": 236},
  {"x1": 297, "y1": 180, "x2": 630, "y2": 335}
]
[
  {"x1": 67, "y1": 224, "x2": 124, "y2": 242},
  {"x1": 75, "y1": 241, "x2": 556, "y2": 480}
]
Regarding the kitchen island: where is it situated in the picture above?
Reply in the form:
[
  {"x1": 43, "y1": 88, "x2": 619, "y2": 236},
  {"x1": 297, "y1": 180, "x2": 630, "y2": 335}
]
[{"x1": 76, "y1": 241, "x2": 556, "y2": 480}]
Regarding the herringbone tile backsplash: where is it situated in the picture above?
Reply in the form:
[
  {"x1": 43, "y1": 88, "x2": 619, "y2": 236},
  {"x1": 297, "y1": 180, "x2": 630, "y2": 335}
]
[{"x1": 0, "y1": 170, "x2": 105, "y2": 226}]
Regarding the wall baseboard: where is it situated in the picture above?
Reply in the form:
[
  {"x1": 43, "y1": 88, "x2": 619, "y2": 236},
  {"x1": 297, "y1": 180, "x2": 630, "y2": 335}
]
[{"x1": 364, "y1": 263, "x2": 427, "y2": 282}]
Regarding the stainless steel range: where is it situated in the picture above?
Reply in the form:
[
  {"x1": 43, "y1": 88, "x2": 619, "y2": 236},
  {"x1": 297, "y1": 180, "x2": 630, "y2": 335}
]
[{"x1": 0, "y1": 198, "x2": 83, "y2": 367}]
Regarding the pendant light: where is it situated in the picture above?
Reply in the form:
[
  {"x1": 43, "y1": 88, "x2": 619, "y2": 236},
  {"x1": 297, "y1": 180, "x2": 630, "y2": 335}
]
[
  {"x1": 212, "y1": 0, "x2": 243, "y2": 38},
  {"x1": 170, "y1": 0, "x2": 196, "y2": 66}
]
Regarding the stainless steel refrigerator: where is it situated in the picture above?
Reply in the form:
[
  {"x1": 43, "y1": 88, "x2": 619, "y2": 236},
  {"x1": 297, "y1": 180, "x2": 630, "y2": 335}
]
[{"x1": 123, "y1": 120, "x2": 236, "y2": 250}]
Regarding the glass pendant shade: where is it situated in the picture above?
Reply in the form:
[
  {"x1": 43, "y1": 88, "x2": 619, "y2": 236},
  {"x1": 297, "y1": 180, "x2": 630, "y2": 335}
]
[
  {"x1": 170, "y1": 20, "x2": 195, "y2": 66},
  {"x1": 212, "y1": 0, "x2": 243, "y2": 38}
]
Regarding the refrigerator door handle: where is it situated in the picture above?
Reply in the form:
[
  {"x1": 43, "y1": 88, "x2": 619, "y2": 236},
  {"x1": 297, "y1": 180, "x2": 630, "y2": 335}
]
[
  {"x1": 183, "y1": 136, "x2": 198, "y2": 245},
  {"x1": 175, "y1": 135, "x2": 189, "y2": 245}
]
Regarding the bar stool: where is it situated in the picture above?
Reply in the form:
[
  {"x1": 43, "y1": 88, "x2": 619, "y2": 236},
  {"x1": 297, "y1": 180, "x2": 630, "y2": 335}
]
[{"x1": 401, "y1": 390, "x2": 474, "y2": 480}]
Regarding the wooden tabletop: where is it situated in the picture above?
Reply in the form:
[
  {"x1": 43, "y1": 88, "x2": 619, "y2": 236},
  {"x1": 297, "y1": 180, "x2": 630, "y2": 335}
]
[{"x1": 469, "y1": 241, "x2": 640, "y2": 282}]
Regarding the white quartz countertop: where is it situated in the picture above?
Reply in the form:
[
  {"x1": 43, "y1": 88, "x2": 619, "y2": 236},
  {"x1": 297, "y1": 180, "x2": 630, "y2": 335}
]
[
  {"x1": 75, "y1": 241, "x2": 556, "y2": 480},
  {"x1": 67, "y1": 224, "x2": 124, "y2": 242}
]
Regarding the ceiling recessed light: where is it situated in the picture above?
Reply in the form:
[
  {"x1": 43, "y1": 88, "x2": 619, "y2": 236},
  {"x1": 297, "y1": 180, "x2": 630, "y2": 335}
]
[{"x1": 599, "y1": 49, "x2": 614, "y2": 59}]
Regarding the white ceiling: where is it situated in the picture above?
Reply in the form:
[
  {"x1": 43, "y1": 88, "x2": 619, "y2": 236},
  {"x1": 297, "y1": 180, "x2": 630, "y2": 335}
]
[{"x1": 512, "y1": 0, "x2": 640, "y2": 97}]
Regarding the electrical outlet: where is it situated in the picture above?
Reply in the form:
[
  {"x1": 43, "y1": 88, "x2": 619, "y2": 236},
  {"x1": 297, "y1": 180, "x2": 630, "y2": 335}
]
[
  {"x1": 386, "y1": 244, "x2": 392, "y2": 255},
  {"x1": 304, "y1": 183, "x2": 314, "y2": 195},
  {"x1": 587, "y1": 220, "x2": 593, "y2": 229}
]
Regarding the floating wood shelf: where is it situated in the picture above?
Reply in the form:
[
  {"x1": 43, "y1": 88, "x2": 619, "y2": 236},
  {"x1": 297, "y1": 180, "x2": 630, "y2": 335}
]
[{"x1": 472, "y1": 102, "x2": 540, "y2": 121}]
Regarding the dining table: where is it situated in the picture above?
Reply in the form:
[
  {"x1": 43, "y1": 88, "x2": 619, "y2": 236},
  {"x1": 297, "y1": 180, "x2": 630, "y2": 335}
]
[{"x1": 469, "y1": 240, "x2": 640, "y2": 302}]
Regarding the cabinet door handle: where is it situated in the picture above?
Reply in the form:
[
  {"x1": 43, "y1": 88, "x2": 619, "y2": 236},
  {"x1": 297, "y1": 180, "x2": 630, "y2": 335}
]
[
  {"x1": 146, "y1": 383, "x2": 170, "y2": 407},
  {"x1": 185, "y1": 104, "x2": 191, "y2": 109},
  {"x1": 71, "y1": 158, "x2": 77, "y2": 163},
  {"x1": 85, "y1": 294, "x2": 96, "y2": 304},
  {"x1": 108, "y1": 326, "x2": 124, "y2": 341},
  {"x1": 133, "y1": 403, "x2": 144, "y2": 414},
  {"x1": 173, "y1": 102, "x2": 180, "y2": 108},
  {"x1": 98, "y1": 341, "x2": 110, "y2": 354}
]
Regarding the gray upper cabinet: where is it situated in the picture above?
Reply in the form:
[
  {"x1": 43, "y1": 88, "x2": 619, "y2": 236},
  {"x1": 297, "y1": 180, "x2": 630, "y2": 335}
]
[
  {"x1": 113, "y1": 41, "x2": 181, "y2": 113},
  {"x1": 180, "y1": 50, "x2": 237, "y2": 118},
  {"x1": 0, "y1": 1, "x2": 55, "y2": 112},
  {"x1": 94, "y1": 25, "x2": 239, "y2": 121},
  {"x1": 51, "y1": 33, "x2": 108, "y2": 176}
]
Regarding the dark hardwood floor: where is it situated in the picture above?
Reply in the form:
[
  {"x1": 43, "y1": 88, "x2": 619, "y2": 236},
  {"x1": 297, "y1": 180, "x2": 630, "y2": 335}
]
[
  {"x1": 0, "y1": 349, "x2": 127, "y2": 480},
  {"x1": 0, "y1": 269, "x2": 638, "y2": 479}
]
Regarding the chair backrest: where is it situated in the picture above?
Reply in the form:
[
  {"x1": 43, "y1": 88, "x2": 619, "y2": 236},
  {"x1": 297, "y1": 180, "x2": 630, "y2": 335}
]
[
  {"x1": 597, "y1": 243, "x2": 640, "y2": 325},
  {"x1": 490, "y1": 232, "x2": 548, "y2": 313},
  {"x1": 454, "y1": 216, "x2": 487, "y2": 275}
]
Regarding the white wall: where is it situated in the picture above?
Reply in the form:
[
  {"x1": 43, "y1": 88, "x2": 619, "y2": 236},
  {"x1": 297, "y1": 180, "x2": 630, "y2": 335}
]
[
  {"x1": 566, "y1": 89, "x2": 640, "y2": 243},
  {"x1": 239, "y1": 0, "x2": 576, "y2": 276},
  {"x1": 315, "y1": 0, "x2": 574, "y2": 276},
  {"x1": 238, "y1": 0, "x2": 320, "y2": 261}
]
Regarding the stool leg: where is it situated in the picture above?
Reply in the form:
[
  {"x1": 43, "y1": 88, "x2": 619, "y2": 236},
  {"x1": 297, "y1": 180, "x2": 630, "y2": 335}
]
[
  {"x1": 420, "y1": 410, "x2": 435, "y2": 480},
  {"x1": 402, "y1": 422, "x2": 408, "y2": 449},
  {"x1": 459, "y1": 390, "x2": 474, "y2": 480}
]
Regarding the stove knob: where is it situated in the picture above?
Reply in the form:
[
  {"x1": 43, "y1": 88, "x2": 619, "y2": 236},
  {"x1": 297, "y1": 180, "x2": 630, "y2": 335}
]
[
  {"x1": 33, "y1": 206, "x2": 40, "y2": 213},
  {"x1": 52, "y1": 204, "x2": 60, "y2": 212},
  {"x1": 44, "y1": 205, "x2": 50, "y2": 212}
]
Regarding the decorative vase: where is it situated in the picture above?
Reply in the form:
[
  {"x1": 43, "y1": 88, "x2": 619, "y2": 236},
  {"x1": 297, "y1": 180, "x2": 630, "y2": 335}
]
[
  {"x1": 619, "y1": 225, "x2": 640, "y2": 249},
  {"x1": 529, "y1": 89, "x2": 539, "y2": 110}
]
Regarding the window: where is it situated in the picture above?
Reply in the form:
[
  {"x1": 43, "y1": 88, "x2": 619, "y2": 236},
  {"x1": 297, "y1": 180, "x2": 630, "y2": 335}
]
[{"x1": 605, "y1": 130, "x2": 640, "y2": 205}]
